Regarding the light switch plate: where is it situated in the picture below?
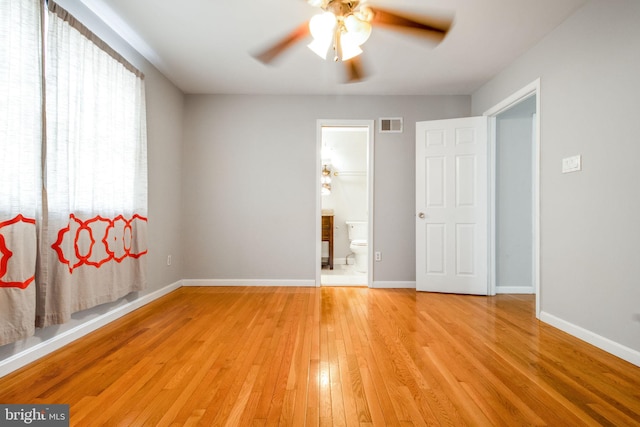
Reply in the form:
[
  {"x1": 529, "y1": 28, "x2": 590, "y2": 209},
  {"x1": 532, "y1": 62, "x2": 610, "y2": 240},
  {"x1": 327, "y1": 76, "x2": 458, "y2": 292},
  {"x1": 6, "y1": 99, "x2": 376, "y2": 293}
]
[{"x1": 562, "y1": 155, "x2": 581, "y2": 173}]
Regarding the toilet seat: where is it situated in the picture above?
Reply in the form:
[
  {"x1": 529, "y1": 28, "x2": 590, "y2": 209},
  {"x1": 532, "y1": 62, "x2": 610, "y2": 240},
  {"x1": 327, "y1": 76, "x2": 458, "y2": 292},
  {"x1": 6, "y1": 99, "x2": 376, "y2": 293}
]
[{"x1": 351, "y1": 239, "x2": 367, "y2": 247}]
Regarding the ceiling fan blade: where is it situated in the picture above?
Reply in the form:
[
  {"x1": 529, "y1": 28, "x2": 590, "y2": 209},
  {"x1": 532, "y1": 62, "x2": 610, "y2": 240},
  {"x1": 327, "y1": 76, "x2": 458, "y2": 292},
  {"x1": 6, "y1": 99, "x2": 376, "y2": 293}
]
[
  {"x1": 368, "y1": 7, "x2": 452, "y2": 41},
  {"x1": 253, "y1": 21, "x2": 311, "y2": 64},
  {"x1": 344, "y1": 57, "x2": 366, "y2": 83}
]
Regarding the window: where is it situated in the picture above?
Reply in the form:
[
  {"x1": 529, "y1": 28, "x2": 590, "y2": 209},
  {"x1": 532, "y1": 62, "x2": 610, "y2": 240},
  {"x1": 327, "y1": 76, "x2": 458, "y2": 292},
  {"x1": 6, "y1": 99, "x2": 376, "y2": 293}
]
[
  {"x1": 46, "y1": 3, "x2": 147, "y2": 217},
  {"x1": 0, "y1": 0, "x2": 148, "y2": 345},
  {"x1": 0, "y1": 0, "x2": 42, "y2": 221}
]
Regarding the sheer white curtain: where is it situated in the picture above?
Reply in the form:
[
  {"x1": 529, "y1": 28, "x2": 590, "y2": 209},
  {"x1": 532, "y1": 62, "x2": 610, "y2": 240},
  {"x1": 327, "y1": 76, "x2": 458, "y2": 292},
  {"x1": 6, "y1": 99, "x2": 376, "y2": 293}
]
[
  {"x1": 37, "y1": 2, "x2": 148, "y2": 327},
  {"x1": 0, "y1": 0, "x2": 42, "y2": 345}
]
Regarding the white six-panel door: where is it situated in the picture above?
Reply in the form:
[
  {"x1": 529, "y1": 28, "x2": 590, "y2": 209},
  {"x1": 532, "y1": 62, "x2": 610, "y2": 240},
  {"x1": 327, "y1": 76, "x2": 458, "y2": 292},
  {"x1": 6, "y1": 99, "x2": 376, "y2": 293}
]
[{"x1": 416, "y1": 117, "x2": 488, "y2": 294}]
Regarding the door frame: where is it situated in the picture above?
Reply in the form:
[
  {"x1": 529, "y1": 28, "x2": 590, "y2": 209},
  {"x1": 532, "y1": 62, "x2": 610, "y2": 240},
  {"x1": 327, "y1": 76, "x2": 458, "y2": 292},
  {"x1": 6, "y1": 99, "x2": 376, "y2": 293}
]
[
  {"x1": 483, "y1": 78, "x2": 541, "y2": 318},
  {"x1": 315, "y1": 119, "x2": 375, "y2": 288}
]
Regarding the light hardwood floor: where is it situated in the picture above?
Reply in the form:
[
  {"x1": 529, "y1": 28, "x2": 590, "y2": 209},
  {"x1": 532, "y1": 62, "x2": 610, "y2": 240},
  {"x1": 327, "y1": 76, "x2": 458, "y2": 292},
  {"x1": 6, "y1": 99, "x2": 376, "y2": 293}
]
[{"x1": 1, "y1": 287, "x2": 639, "y2": 426}]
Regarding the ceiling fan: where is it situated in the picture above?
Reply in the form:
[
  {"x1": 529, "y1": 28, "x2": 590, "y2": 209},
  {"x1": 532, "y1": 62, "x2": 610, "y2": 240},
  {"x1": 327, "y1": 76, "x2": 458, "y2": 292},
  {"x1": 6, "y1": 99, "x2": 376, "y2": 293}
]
[{"x1": 254, "y1": 0, "x2": 453, "y2": 82}]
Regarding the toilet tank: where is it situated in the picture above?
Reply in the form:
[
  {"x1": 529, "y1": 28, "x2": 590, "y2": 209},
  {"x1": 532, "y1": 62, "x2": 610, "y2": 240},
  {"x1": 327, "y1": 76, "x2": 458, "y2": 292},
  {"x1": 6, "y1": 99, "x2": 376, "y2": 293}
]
[{"x1": 346, "y1": 221, "x2": 367, "y2": 240}]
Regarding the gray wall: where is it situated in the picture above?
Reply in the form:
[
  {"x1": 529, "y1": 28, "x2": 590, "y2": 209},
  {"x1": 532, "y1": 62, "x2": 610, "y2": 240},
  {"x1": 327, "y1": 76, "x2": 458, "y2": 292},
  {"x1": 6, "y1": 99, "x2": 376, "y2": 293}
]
[
  {"x1": 0, "y1": 1, "x2": 185, "y2": 362},
  {"x1": 495, "y1": 97, "x2": 535, "y2": 291},
  {"x1": 182, "y1": 95, "x2": 470, "y2": 283},
  {"x1": 473, "y1": 0, "x2": 640, "y2": 353}
]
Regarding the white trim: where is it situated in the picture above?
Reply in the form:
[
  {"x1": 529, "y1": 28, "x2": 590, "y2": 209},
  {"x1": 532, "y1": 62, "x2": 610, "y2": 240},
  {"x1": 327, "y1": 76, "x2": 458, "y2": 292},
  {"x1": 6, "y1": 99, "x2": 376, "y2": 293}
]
[
  {"x1": 483, "y1": 80, "x2": 539, "y2": 116},
  {"x1": 540, "y1": 311, "x2": 640, "y2": 367},
  {"x1": 0, "y1": 281, "x2": 182, "y2": 379},
  {"x1": 182, "y1": 279, "x2": 316, "y2": 287},
  {"x1": 316, "y1": 120, "x2": 375, "y2": 289},
  {"x1": 316, "y1": 123, "x2": 323, "y2": 288},
  {"x1": 487, "y1": 115, "x2": 498, "y2": 297},
  {"x1": 372, "y1": 281, "x2": 416, "y2": 289},
  {"x1": 484, "y1": 78, "x2": 541, "y2": 318},
  {"x1": 495, "y1": 286, "x2": 535, "y2": 294}
]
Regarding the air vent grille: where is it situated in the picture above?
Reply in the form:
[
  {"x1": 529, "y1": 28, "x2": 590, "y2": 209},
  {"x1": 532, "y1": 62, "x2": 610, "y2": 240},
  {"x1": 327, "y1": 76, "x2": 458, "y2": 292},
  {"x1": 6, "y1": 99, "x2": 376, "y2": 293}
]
[{"x1": 379, "y1": 117, "x2": 403, "y2": 133}]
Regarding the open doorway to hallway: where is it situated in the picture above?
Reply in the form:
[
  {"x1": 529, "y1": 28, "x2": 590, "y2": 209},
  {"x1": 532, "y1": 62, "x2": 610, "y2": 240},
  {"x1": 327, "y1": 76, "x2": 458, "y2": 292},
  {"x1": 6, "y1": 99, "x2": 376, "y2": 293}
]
[
  {"x1": 485, "y1": 78, "x2": 541, "y2": 316},
  {"x1": 494, "y1": 95, "x2": 537, "y2": 294}
]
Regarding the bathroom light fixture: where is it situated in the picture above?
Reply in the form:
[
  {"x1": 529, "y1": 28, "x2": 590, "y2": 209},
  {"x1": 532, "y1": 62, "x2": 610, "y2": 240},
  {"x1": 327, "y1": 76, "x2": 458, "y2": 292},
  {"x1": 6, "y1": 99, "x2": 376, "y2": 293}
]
[{"x1": 321, "y1": 164, "x2": 332, "y2": 195}]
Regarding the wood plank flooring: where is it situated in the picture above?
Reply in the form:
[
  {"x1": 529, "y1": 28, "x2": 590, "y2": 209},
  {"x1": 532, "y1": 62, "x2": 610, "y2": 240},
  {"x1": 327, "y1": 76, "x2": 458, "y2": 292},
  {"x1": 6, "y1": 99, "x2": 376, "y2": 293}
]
[{"x1": 1, "y1": 287, "x2": 639, "y2": 426}]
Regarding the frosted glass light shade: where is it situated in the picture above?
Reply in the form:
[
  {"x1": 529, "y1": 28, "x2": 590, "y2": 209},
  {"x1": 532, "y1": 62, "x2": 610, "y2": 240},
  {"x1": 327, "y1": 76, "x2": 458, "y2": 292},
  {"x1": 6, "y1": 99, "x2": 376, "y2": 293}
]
[
  {"x1": 308, "y1": 37, "x2": 333, "y2": 59},
  {"x1": 309, "y1": 12, "x2": 337, "y2": 40},
  {"x1": 340, "y1": 33, "x2": 363, "y2": 60},
  {"x1": 343, "y1": 15, "x2": 372, "y2": 46},
  {"x1": 308, "y1": 12, "x2": 337, "y2": 59}
]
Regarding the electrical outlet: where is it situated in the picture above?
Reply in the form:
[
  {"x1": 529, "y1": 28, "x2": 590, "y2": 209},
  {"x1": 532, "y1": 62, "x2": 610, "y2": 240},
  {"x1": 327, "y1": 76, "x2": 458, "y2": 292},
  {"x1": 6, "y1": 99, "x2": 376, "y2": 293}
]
[
  {"x1": 375, "y1": 251, "x2": 382, "y2": 262},
  {"x1": 167, "y1": 255, "x2": 172, "y2": 266}
]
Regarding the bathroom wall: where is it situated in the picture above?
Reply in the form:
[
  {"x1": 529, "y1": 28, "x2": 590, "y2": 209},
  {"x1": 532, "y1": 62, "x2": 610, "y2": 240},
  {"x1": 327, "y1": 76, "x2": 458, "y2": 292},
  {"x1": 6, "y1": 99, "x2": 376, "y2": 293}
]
[
  {"x1": 182, "y1": 94, "x2": 471, "y2": 285},
  {"x1": 321, "y1": 128, "x2": 368, "y2": 263}
]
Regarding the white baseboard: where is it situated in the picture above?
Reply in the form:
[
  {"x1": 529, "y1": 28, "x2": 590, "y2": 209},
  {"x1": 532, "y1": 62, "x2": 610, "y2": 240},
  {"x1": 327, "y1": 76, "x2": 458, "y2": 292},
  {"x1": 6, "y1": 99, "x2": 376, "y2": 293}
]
[
  {"x1": 182, "y1": 279, "x2": 316, "y2": 287},
  {"x1": 540, "y1": 311, "x2": 640, "y2": 367},
  {"x1": 0, "y1": 281, "x2": 182, "y2": 379},
  {"x1": 496, "y1": 285, "x2": 535, "y2": 294},
  {"x1": 372, "y1": 281, "x2": 416, "y2": 289}
]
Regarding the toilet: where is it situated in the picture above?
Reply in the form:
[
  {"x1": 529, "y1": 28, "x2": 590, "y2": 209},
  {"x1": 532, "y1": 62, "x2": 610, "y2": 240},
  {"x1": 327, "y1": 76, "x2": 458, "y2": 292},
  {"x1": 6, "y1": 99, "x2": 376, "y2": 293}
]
[{"x1": 346, "y1": 220, "x2": 368, "y2": 273}]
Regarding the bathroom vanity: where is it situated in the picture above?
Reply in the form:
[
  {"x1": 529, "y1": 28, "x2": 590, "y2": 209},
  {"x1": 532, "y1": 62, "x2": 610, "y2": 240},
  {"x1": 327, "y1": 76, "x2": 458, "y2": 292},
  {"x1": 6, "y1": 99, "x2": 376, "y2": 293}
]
[{"x1": 322, "y1": 214, "x2": 334, "y2": 270}]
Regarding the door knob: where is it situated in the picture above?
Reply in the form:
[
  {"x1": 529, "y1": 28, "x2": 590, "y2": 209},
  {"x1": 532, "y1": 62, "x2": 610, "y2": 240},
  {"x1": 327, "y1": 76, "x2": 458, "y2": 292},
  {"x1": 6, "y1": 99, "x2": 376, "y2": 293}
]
[{"x1": 418, "y1": 212, "x2": 425, "y2": 219}]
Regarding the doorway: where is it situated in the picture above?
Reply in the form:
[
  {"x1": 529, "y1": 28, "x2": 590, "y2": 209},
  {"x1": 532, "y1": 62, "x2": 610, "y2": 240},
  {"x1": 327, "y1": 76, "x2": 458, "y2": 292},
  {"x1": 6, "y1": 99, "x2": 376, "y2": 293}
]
[
  {"x1": 315, "y1": 120, "x2": 374, "y2": 287},
  {"x1": 484, "y1": 79, "x2": 541, "y2": 317},
  {"x1": 493, "y1": 96, "x2": 536, "y2": 294},
  {"x1": 414, "y1": 80, "x2": 540, "y2": 314}
]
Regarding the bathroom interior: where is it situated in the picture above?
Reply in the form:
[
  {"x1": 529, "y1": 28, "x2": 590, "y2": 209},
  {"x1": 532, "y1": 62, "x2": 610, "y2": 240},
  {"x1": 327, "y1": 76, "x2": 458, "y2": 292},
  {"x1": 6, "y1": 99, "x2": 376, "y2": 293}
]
[{"x1": 320, "y1": 126, "x2": 369, "y2": 286}]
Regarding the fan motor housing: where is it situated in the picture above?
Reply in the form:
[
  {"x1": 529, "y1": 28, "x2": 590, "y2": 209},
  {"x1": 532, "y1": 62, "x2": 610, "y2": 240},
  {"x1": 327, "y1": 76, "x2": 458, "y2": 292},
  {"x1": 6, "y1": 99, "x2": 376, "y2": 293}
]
[{"x1": 325, "y1": 1, "x2": 359, "y2": 17}]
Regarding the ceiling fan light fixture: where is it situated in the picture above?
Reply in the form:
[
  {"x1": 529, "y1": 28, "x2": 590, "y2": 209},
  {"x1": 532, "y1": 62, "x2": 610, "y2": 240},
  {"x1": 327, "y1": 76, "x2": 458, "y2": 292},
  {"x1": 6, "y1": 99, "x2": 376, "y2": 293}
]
[
  {"x1": 355, "y1": 6, "x2": 374, "y2": 24},
  {"x1": 255, "y1": 0, "x2": 453, "y2": 83},
  {"x1": 308, "y1": 37, "x2": 333, "y2": 59},
  {"x1": 339, "y1": 33, "x2": 363, "y2": 61},
  {"x1": 343, "y1": 14, "x2": 372, "y2": 46},
  {"x1": 309, "y1": 12, "x2": 337, "y2": 40},
  {"x1": 308, "y1": 11, "x2": 338, "y2": 59}
]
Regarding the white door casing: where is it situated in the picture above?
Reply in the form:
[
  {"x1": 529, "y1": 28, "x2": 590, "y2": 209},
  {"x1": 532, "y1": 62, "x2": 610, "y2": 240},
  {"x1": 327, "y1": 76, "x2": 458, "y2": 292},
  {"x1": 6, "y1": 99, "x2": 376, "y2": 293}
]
[
  {"x1": 316, "y1": 119, "x2": 375, "y2": 288},
  {"x1": 416, "y1": 117, "x2": 488, "y2": 294}
]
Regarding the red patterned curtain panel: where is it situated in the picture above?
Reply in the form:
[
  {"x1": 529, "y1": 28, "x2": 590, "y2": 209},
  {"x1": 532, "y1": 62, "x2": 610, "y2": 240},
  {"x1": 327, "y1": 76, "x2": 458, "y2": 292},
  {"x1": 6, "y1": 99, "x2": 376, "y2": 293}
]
[
  {"x1": 0, "y1": 0, "x2": 148, "y2": 345},
  {"x1": 0, "y1": 0, "x2": 42, "y2": 346}
]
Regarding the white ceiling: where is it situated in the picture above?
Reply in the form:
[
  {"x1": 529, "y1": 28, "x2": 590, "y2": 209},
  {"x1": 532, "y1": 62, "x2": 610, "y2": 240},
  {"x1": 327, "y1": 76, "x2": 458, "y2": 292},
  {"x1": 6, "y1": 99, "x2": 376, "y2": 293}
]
[{"x1": 85, "y1": 0, "x2": 587, "y2": 95}]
